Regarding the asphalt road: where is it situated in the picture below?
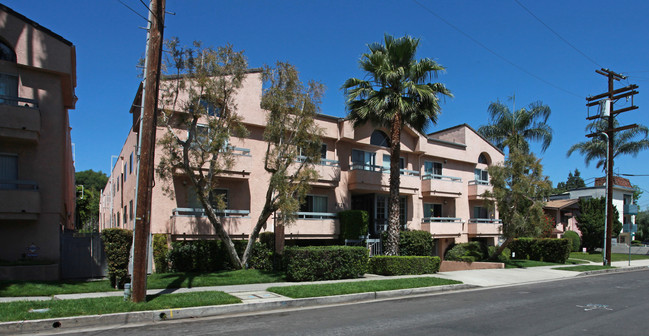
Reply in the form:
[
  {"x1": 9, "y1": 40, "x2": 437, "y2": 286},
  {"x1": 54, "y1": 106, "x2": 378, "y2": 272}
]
[{"x1": 62, "y1": 270, "x2": 649, "y2": 336}]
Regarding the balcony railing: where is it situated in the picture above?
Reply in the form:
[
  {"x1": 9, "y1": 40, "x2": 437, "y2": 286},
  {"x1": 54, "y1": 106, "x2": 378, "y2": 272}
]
[
  {"x1": 0, "y1": 95, "x2": 39, "y2": 108},
  {"x1": 468, "y1": 218, "x2": 502, "y2": 224},
  {"x1": 421, "y1": 217, "x2": 463, "y2": 223},
  {"x1": 296, "y1": 212, "x2": 337, "y2": 220},
  {"x1": 350, "y1": 163, "x2": 420, "y2": 177},
  {"x1": 624, "y1": 204, "x2": 639, "y2": 215},
  {"x1": 297, "y1": 156, "x2": 340, "y2": 167},
  {"x1": 422, "y1": 173, "x2": 462, "y2": 182},
  {"x1": 468, "y1": 180, "x2": 489, "y2": 186},
  {"x1": 623, "y1": 223, "x2": 638, "y2": 233},
  {"x1": 172, "y1": 207, "x2": 250, "y2": 218},
  {"x1": 0, "y1": 180, "x2": 39, "y2": 190},
  {"x1": 230, "y1": 146, "x2": 251, "y2": 156}
]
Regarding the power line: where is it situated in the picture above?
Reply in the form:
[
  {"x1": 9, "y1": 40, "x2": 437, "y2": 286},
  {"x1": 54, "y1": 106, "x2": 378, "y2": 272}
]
[
  {"x1": 513, "y1": 0, "x2": 604, "y2": 69},
  {"x1": 412, "y1": 0, "x2": 583, "y2": 98},
  {"x1": 117, "y1": 0, "x2": 150, "y2": 23}
]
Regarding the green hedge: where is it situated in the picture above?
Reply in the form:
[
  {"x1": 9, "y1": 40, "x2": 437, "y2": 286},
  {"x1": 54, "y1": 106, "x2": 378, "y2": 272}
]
[
  {"x1": 369, "y1": 256, "x2": 441, "y2": 275},
  {"x1": 444, "y1": 242, "x2": 488, "y2": 262},
  {"x1": 101, "y1": 228, "x2": 132, "y2": 289},
  {"x1": 153, "y1": 234, "x2": 169, "y2": 273},
  {"x1": 338, "y1": 210, "x2": 369, "y2": 240},
  {"x1": 399, "y1": 230, "x2": 434, "y2": 256},
  {"x1": 563, "y1": 231, "x2": 581, "y2": 252},
  {"x1": 167, "y1": 239, "x2": 273, "y2": 272},
  {"x1": 509, "y1": 238, "x2": 572, "y2": 263},
  {"x1": 284, "y1": 246, "x2": 368, "y2": 281}
]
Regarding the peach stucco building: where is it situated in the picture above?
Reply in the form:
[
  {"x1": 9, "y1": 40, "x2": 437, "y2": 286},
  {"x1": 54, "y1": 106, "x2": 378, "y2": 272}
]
[
  {"x1": 100, "y1": 71, "x2": 504, "y2": 257},
  {"x1": 0, "y1": 5, "x2": 76, "y2": 276}
]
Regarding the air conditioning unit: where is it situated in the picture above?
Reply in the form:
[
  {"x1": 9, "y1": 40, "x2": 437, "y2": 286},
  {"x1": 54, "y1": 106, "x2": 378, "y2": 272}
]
[{"x1": 599, "y1": 98, "x2": 611, "y2": 117}]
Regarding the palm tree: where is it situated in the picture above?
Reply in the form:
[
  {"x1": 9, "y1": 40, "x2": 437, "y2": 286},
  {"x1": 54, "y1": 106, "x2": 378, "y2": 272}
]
[
  {"x1": 567, "y1": 119, "x2": 649, "y2": 170},
  {"x1": 478, "y1": 99, "x2": 552, "y2": 154},
  {"x1": 342, "y1": 34, "x2": 452, "y2": 255}
]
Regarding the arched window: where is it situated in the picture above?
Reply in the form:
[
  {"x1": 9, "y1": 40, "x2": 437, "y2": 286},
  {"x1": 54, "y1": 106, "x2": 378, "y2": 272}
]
[
  {"x1": 0, "y1": 40, "x2": 16, "y2": 62},
  {"x1": 370, "y1": 130, "x2": 390, "y2": 147},
  {"x1": 478, "y1": 153, "x2": 489, "y2": 164}
]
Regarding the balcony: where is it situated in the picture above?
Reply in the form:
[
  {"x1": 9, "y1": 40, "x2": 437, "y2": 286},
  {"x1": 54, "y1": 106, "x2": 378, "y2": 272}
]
[
  {"x1": 348, "y1": 164, "x2": 420, "y2": 194},
  {"x1": 624, "y1": 204, "x2": 639, "y2": 215},
  {"x1": 172, "y1": 207, "x2": 250, "y2": 218},
  {"x1": 468, "y1": 180, "x2": 492, "y2": 200},
  {"x1": 0, "y1": 96, "x2": 40, "y2": 143},
  {"x1": 421, "y1": 217, "x2": 464, "y2": 237},
  {"x1": 288, "y1": 212, "x2": 338, "y2": 239},
  {"x1": 170, "y1": 207, "x2": 252, "y2": 236},
  {"x1": 421, "y1": 174, "x2": 463, "y2": 197},
  {"x1": 468, "y1": 218, "x2": 502, "y2": 236},
  {"x1": 0, "y1": 180, "x2": 40, "y2": 220},
  {"x1": 623, "y1": 223, "x2": 638, "y2": 233},
  {"x1": 175, "y1": 146, "x2": 252, "y2": 179},
  {"x1": 293, "y1": 157, "x2": 341, "y2": 187}
]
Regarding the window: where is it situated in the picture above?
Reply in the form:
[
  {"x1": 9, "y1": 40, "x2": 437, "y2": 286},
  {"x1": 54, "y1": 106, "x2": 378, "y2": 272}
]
[
  {"x1": 0, "y1": 41, "x2": 16, "y2": 62},
  {"x1": 129, "y1": 153, "x2": 134, "y2": 174},
  {"x1": 351, "y1": 149, "x2": 376, "y2": 170},
  {"x1": 382, "y1": 154, "x2": 405, "y2": 173},
  {"x1": 370, "y1": 130, "x2": 390, "y2": 147},
  {"x1": 474, "y1": 168, "x2": 488, "y2": 183},
  {"x1": 478, "y1": 153, "x2": 489, "y2": 164},
  {"x1": 320, "y1": 144, "x2": 327, "y2": 160},
  {"x1": 116, "y1": 212, "x2": 121, "y2": 227},
  {"x1": 197, "y1": 97, "x2": 221, "y2": 117},
  {"x1": 300, "y1": 195, "x2": 328, "y2": 213},
  {"x1": 209, "y1": 189, "x2": 229, "y2": 209},
  {"x1": 124, "y1": 206, "x2": 128, "y2": 224},
  {"x1": 473, "y1": 206, "x2": 489, "y2": 219},
  {"x1": 123, "y1": 163, "x2": 127, "y2": 182},
  {"x1": 0, "y1": 74, "x2": 18, "y2": 105},
  {"x1": 0, "y1": 154, "x2": 18, "y2": 189},
  {"x1": 423, "y1": 203, "x2": 443, "y2": 217},
  {"x1": 129, "y1": 200, "x2": 134, "y2": 220},
  {"x1": 116, "y1": 176, "x2": 119, "y2": 192},
  {"x1": 424, "y1": 161, "x2": 442, "y2": 178},
  {"x1": 298, "y1": 144, "x2": 327, "y2": 161}
]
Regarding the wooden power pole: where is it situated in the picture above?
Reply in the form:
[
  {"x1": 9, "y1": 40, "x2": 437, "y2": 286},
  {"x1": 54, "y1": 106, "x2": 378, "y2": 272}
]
[
  {"x1": 132, "y1": 0, "x2": 165, "y2": 303},
  {"x1": 585, "y1": 68, "x2": 639, "y2": 266}
]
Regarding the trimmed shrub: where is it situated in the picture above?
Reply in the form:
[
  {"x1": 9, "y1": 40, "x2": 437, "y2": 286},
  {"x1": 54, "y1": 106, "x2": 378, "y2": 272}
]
[
  {"x1": 370, "y1": 256, "x2": 441, "y2": 275},
  {"x1": 101, "y1": 228, "x2": 132, "y2": 289},
  {"x1": 563, "y1": 230, "x2": 581, "y2": 252},
  {"x1": 259, "y1": 232, "x2": 275, "y2": 250},
  {"x1": 153, "y1": 234, "x2": 169, "y2": 273},
  {"x1": 284, "y1": 246, "x2": 368, "y2": 282},
  {"x1": 488, "y1": 245, "x2": 511, "y2": 262},
  {"x1": 167, "y1": 239, "x2": 272, "y2": 272},
  {"x1": 338, "y1": 210, "x2": 369, "y2": 240},
  {"x1": 444, "y1": 242, "x2": 488, "y2": 262},
  {"x1": 399, "y1": 230, "x2": 434, "y2": 256},
  {"x1": 509, "y1": 238, "x2": 572, "y2": 263},
  {"x1": 247, "y1": 242, "x2": 273, "y2": 271}
]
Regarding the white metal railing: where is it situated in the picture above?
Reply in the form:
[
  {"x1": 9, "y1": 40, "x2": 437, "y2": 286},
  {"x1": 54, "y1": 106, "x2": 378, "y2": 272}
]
[
  {"x1": 350, "y1": 163, "x2": 382, "y2": 171},
  {"x1": 296, "y1": 156, "x2": 340, "y2": 167},
  {"x1": 421, "y1": 217, "x2": 463, "y2": 223},
  {"x1": 0, "y1": 95, "x2": 39, "y2": 108},
  {"x1": 230, "y1": 146, "x2": 251, "y2": 156},
  {"x1": 468, "y1": 218, "x2": 502, "y2": 224},
  {"x1": 422, "y1": 173, "x2": 462, "y2": 182},
  {"x1": 0, "y1": 179, "x2": 39, "y2": 190},
  {"x1": 367, "y1": 238, "x2": 382, "y2": 256},
  {"x1": 296, "y1": 211, "x2": 337, "y2": 219},
  {"x1": 172, "y1": 207, "x2": 250, "y2": 217},
  {"x1": 468, "y1": 180, "x2": 489, "y2": 186}
]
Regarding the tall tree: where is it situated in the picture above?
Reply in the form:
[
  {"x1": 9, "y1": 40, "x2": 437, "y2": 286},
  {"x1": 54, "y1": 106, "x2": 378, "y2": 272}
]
[
  {"x1": 478, "y1": 99, "x2": 552, "y2": 154},
  {"x1": 75, "y1": 169, "x2": 108, "y2": 232},
  {"x1": 484, "y1": 149, "x2": 552, "y2": 258},
  {"x1": 576, "y1": 197, "x2": 622, "y2": 251},
  {"x1": 567, "y1": 119, "x2": 649, "y2": 170},
  {"x1": 156, "y1": 39, "x2": 250, "y2": 268},
  {"x1": 553, "y1": 169, "x2": 586, "y2": 194},
  {"x1": 243, "y1": 62, "x2": 324, "y2": 263},
  {"x1": 342, "y1": 34, "x2": 452, "y2": 255}
]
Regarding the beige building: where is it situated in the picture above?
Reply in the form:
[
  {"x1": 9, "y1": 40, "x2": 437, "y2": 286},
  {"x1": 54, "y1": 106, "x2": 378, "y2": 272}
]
[
  {"x1": 0, "y1": 5, "x2": 77, "y2": 278},
  {"x1": 100, "y1": 71, "x2": 504, "y2": 257}
]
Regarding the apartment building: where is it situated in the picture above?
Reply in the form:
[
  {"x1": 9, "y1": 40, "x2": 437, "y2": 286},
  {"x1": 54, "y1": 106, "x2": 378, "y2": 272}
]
[
  {"x1": 100, "y1": 71, "x2": 504, "y2": 257},
  {"x1": 0, "y1": 5, "x2": 76, "y2": 279},
  {"x1": 548, "y1": 176, "x2": 638, "y2": 243}
]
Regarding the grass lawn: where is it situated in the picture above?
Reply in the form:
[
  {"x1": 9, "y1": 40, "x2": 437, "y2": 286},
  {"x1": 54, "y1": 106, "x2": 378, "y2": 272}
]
[
  {"x1": 268, "y1": 277, "x2": 461, "y2": 298},
  {"x1": 553, "y1": 265, "x2": 616, "y2": 272},
  {"x1": 504, "y1": 258, "x2": 585, "y2": 269},
  {"x1": 0, "y1": 291, "x2": 240, "y2": 322},
  {"x1": 569, "y1": 252, "x2": 649, "y2": 263},
  {"x1": 0, "y1": 269, "x2": 284, "y2": 297}
]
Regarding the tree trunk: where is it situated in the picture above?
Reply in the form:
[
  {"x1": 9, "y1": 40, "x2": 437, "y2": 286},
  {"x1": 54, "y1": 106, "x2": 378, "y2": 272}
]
[
  {"x1": 204, "y1": 208, "x2": 244, "y2": 269},
  {"x1": 385, "y1": 115, "x2": 402, "y2": 256},
  {"x1": 490, "y1": 237, "x2": 513, "y2": 261},
  {"x1": 241, "y1": 205, "x2": 274, "y2": 266}
]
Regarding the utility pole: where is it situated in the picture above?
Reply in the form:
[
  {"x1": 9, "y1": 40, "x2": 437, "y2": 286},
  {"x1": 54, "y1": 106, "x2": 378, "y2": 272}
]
[
  {"x1": 132, "y1": 0, "x2": 165, "y2": 303},
  {"x1": 585, "y1": 68, "x2": 639, "y2": 266}
]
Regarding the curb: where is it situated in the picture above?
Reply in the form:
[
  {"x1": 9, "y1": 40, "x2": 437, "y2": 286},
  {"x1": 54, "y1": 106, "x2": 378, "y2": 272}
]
[
  {"x1": 0, "y1": 284, "x2": 477, "y2": 335},
  {"x1": 578, "y1": 265, "x2": 649, "y2": 276}
]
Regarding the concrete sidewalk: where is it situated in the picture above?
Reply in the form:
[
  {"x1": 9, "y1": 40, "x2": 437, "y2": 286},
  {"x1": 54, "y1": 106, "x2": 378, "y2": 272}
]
[{"x1": 1, "y1": 259, "x2": 648, "y2": 334}]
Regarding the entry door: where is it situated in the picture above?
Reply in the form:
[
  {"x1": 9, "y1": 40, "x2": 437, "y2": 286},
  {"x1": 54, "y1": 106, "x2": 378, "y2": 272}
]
[{"x1": 376, "y1": 195, "x2": 388, "y2": 233}]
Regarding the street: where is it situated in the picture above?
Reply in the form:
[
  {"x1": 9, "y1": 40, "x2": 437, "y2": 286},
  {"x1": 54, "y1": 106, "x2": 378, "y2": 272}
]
[{"x1": 59, "y1": 270, "x2": 649, "y2": 336}]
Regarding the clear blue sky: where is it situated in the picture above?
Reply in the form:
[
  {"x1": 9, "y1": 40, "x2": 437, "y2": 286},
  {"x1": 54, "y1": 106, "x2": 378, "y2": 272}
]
[{"x1": 6, "y1": 1, "x2": 649, "y2": 208}]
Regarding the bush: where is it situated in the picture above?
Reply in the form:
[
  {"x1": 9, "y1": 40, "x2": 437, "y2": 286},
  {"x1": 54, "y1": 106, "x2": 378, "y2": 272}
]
[
  {"x1": 444, "y1": 242, "x2": 488, "y2": 262},
  {"x1": 399, "y1": 230, "x2": 434, "y2": 256},
  {"x1": 488, "y1": 245, "x2": 511, "y2": 262},
  {"x1": 167, "y1": 239, "x2": 272, "y2": 272},
  {"x1": 284, "y1": 246, "x2": 368, "y2": 282},
  {"x1": 338, "y1": 210, "x2": 369, "y2": 240},
  {"x1": 369, "y1": 256, "x2": 441, "y2": 275},
  {"x1": 101, "y1": 228, "x2": 133, "y2": 289},
  {"x1": 247, "y1": 242, "x2": 273, "y2": 271},
  {"x1": 259, "y1": 232, "x2": 275, "y2": 250},
  {"x1": 509, "y1": 238, "x2": 571, "y2": 263},
  {"x1": 632, "y1": 240, "x2": 642, "y2": 246},
  {"x1": 153, "y1": 234, "x2": 169, "y2": 273},
  {"x1": 563, "y1": 230, "x2": 581, "y2": 252}
]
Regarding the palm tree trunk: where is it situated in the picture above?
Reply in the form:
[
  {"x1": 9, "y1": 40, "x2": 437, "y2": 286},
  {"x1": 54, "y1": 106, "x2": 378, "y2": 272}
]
[{"x1": 385, "y1": 114, "x2": 402, "y2": 256}]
